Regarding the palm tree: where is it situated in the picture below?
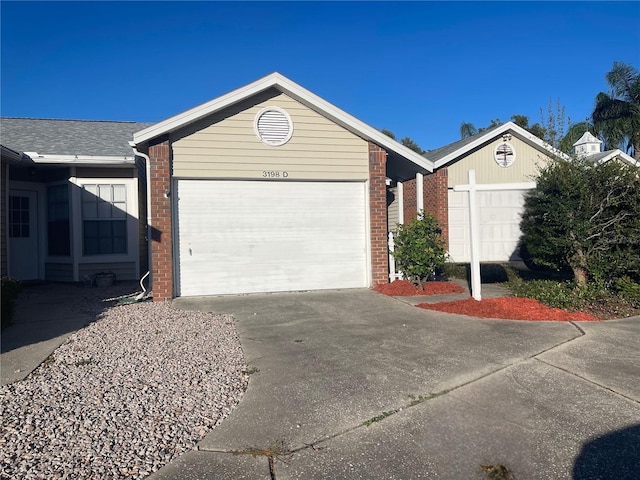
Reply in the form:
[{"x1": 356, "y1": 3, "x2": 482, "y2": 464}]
[
  {"x1": 592, "y1": 62, "x2": 640, "y2": 160},
  {"x1": 459, "y1": 122, "x2": 478, "y2": 139}
]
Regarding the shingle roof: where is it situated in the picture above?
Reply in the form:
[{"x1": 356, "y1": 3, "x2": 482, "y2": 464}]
[
  {"x1": 0, "y1": 118, "x2": 153, "y2": 157},
  {"x1": 424, "y1": 124, "x2": 503, "y2": 162}
]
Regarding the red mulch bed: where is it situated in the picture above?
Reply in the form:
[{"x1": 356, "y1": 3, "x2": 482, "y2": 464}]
[
  {"x1": 375, "y1": 280, "x2": 466, "y2": 296},
  {"x1": 417, "y1": 297, "x2": 600, "y2": 322}
]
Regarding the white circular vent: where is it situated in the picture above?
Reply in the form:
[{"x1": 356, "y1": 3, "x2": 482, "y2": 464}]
[
  {"x1": 254, "y1": 107, "x2": 293, "y2": 146},
  {"x1": 494, "y1": 142, "x2": 516, "y2": 167}
]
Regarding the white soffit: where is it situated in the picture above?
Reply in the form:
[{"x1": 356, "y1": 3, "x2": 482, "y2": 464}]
[{"x1": 132, "y1": 72, "x2": 433, "y2": 173}]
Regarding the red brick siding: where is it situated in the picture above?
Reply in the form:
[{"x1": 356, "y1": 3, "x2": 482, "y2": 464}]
[
  {"x1": 369, "y1": 142, "x2": 388, "y2": 286},
  {"x1": 148, "y1": 139, "x2": 173, "y2": 301},
  {"x1": 402, "y1": 178, "x2": 417, "y2": 222},
  {"x1": 423, "y1": 168, "x2": 449, "y2": 246}
]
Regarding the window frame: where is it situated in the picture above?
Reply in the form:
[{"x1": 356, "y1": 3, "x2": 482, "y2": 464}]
[{"x1": 80, "y1": 183, "x2": 129, "y2": 256}]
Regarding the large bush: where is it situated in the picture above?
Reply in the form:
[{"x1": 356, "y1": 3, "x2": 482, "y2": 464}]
[
  {"x1": 391, "y1": 212, "x2": 448, "y2": 287},
  {"x1": 520, "y1": 156, "x2": 640, "y2": 286}
]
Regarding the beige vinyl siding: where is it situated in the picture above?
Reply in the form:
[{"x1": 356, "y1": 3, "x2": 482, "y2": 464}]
[
  {"x1": 79, "y1": 262, "x2": 137, "y2": 281},
  {"x1": 45, "y1": 262, "x2": 73, "y2": 282},
  {"x1": 447, "y1": 137, "x2": 553, "y2": 187},
  {"x1": 387, "y1": 186, "x2": 400, "y2": 232},
  {"x1": 172, "y1": 92, "x2": 369, "y2": 181}
]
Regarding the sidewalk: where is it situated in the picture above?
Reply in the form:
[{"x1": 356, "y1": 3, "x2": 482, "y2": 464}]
[{"x1": 1, "y1": 281, "x2": 140, "y2": 385}]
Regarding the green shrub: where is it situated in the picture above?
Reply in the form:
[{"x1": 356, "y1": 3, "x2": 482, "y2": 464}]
[
  {"x1": 508, "y1": 277, "x2": 618, "y2": 312},
  {"x1": 615, "y1": 276, "x2": 640, "y2": 307},
  {"x1": 1, "y1": 278, "x2": 22, "y2": 330},
  {"x1": 520, "y1": 156, "x2": 640, "y2": 286},
  {"x1": 391, "y1": 212, "x2": 448, "y2": 286}
]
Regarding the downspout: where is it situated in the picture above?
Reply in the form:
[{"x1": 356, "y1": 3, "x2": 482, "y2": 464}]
[{"x1": 129, "y1": 142, "x2": 152, "y2": 300}]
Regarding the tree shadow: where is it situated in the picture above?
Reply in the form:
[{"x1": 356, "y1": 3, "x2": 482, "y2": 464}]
[{"x1": 573, "y1": 424, "x2": 640, "y2": 479}]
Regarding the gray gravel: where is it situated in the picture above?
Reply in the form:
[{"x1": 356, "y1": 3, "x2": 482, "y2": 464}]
[{"x1": 1, "y1": 298, "x2": 248, "y2": 479}]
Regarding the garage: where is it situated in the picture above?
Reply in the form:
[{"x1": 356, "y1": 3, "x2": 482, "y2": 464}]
[
  {"x1": 448, "y1": 188, "x2": 531, "y2": 263},
  {"x1": 132, "y1": 73, "x2": 433, "y2": 300},
  {"x1": 176, "y1": 180, "x2": 368, "y2": 296}
]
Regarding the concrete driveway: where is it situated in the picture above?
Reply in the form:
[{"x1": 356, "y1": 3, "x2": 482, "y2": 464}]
[{"x1": 152, "y1": 289, "x2": 640, "y2": 480}]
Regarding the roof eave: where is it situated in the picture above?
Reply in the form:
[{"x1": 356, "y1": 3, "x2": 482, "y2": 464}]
[
  {"x1": 132, "y1": 72, "x2": 433, "y2": 173},
  {"x1": 433, "y1": 122, "x2": 569, "y2": 169},
  {"x1": 25, "y1": 152, "x2": 136, "y2": 166}
]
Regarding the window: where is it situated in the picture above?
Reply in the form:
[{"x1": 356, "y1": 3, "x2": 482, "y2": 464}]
[
  {"x1": 82, "y1": 184, "x2": 127, "y2": 255},
  {"x1": 8, "y1": 196, "x2": 30, "y2": 238},
  {"x1": 47, "y1": 185, "x2": 70, "y2": 255}
]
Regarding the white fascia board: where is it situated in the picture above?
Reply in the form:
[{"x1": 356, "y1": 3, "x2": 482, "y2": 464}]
[
  {"x1": 595, "y1": 149, "x2": 639, "y2": 167},
  {"x1": 132, "y1": 73, "x2": 282, "y2": 145},
  {"x1": 25, "y1": 152, "x2": 135, "y2": 165},
  {"x1": 132, "y1": 72, "x2": 434, "y2": 173},
  {"x1": 433, "y1": 122, "x2": 569, "y2": 170},
  {"x1": 273, "y1": 76, "x2": 434, "y2": 172}
]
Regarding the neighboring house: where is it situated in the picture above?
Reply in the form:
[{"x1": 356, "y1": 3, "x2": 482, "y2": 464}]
[
  {"x1": 406, "y1": 122, "x2": 563, "y2": 263},
  {"x1": 130, "y1": 72, "x2": 437, "y2": 300},
  {"x1": 572, "y1": 131, "x2": 639, "y2": 167},
  {"x1": 0, "y1": 118, "x2": 152, "y2": 283}
]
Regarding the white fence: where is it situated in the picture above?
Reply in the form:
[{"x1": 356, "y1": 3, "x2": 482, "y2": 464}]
[{"x1": 388, "y1": 232, "x2": 403, "y2": 281}]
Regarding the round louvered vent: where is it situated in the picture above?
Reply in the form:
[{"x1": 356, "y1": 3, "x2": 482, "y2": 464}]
[
  {"x1": 254, "y1": 107, "x2": 293, "y2": 146},
  {"x1": 494, "y1": 142, "x2": 516, "y2": 167}
]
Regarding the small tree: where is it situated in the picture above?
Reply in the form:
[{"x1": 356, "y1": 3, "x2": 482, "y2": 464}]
[
  {"x1": 520, "y1": 155, "x2": 640, "y2": 286},
  {"x1": 391, "y1": 212, "x2": 448, "y2": 287}
]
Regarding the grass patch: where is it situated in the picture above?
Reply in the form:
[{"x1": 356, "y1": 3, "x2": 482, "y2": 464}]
[
  {"x1": 242, "y1": 367, "x2": 260, "y2": 375},
  {"x1": 407, "y1": 388, "x2": 453, "y2": 406},
  {"x1": 363, "y1": 410, "x2": 395, "y2": 427},
  {"x1": 481, "y1": 464, "x2": 515, "y2": 480},
  {"x1": 73, "y1": 358, "x2": 95, "y2": 367}
]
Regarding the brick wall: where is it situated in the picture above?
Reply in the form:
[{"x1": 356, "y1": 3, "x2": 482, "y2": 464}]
[
  {"x1": 423, "y1": 167, "x2": 449, "y2": 245},
  {"x1": 402, "y1": 178, "x2": 417, "y2": 222},
  {"x1": 148, "y1": 138, "x2": 173, "y2": 301},
  {"x1": 401, "y1": 169, "x2": 449, "y2": 246},
  {"x1": 368, "y1": 142, "x2": 388, "y2": 286}
]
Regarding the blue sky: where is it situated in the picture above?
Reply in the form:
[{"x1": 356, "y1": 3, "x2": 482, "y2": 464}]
[{"x1": 2, "y1": 1, "x2": 639, "y2": 151}]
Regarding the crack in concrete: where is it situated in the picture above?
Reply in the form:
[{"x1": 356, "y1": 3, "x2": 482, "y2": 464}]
[
  {"x1": 534, "y1": 358, "x2": 640, "y2": 405},
  {"x1": 198, "y1": 321, "x2": 595, "y2": 479}
]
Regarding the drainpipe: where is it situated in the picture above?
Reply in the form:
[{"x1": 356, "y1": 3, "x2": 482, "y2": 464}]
[{"x1": 129, "y1": 142, "x2": 152, "y2": 300}]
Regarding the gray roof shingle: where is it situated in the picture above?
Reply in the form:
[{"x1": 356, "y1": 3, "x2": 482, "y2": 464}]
[
  {"x1": 424, "y1": 124, "x2": 503, "y2": 162},
  {"x1": 0, "y1": 118, "x2": 153, "y2": 157}
]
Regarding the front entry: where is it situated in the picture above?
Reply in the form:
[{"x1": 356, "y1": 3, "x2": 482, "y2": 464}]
[{"x1": 8, "y1": 190, "x2": 39, "y2": 280}]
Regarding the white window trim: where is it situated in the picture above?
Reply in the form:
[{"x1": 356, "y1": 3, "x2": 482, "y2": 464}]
[{"x1": 70, "y1": 177, "x2": 138, "y2": 264}]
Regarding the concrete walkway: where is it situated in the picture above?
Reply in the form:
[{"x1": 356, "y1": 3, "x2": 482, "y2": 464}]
[
  {"x1": 150, "y1": 289, "x2": 640, "y2": 480},
  {"x1": 1, "y1": 281, "x2": 140, "y2": 385}
]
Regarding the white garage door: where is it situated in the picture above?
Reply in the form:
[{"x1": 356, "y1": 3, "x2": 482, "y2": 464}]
[
  {"x1": 176, "y1": 180, "x2": 368, "y2": 296},
  {"x1": 448, "y1": 189, "x2": 530, "y2": 263}
]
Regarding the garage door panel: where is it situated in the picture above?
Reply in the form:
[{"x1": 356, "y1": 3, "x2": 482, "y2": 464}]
[
  {"x1": 448, "y1": 188, "x2": 531, "y2": 263},
  {"x1": 176, "y1": 180, "x2": 368, "y2": 296}
]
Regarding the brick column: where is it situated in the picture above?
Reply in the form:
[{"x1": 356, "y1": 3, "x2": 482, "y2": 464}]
[
  {"x1": 148, "y1": 138, "x2": 173, "y2": 301},
  {"x1": 423, "y1": 168, "x2": 449, "y2": 246},
  {"x1": 368, "y1": 142, "x2": 389, "y2": 286},
  {"x1": 402, "y1": 178, "x2": 417, "y2": 222}
]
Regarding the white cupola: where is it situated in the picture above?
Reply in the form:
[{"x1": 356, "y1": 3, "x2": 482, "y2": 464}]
[{"x1": 573, "y1": 131, "x2": 602, "y2": 158}]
